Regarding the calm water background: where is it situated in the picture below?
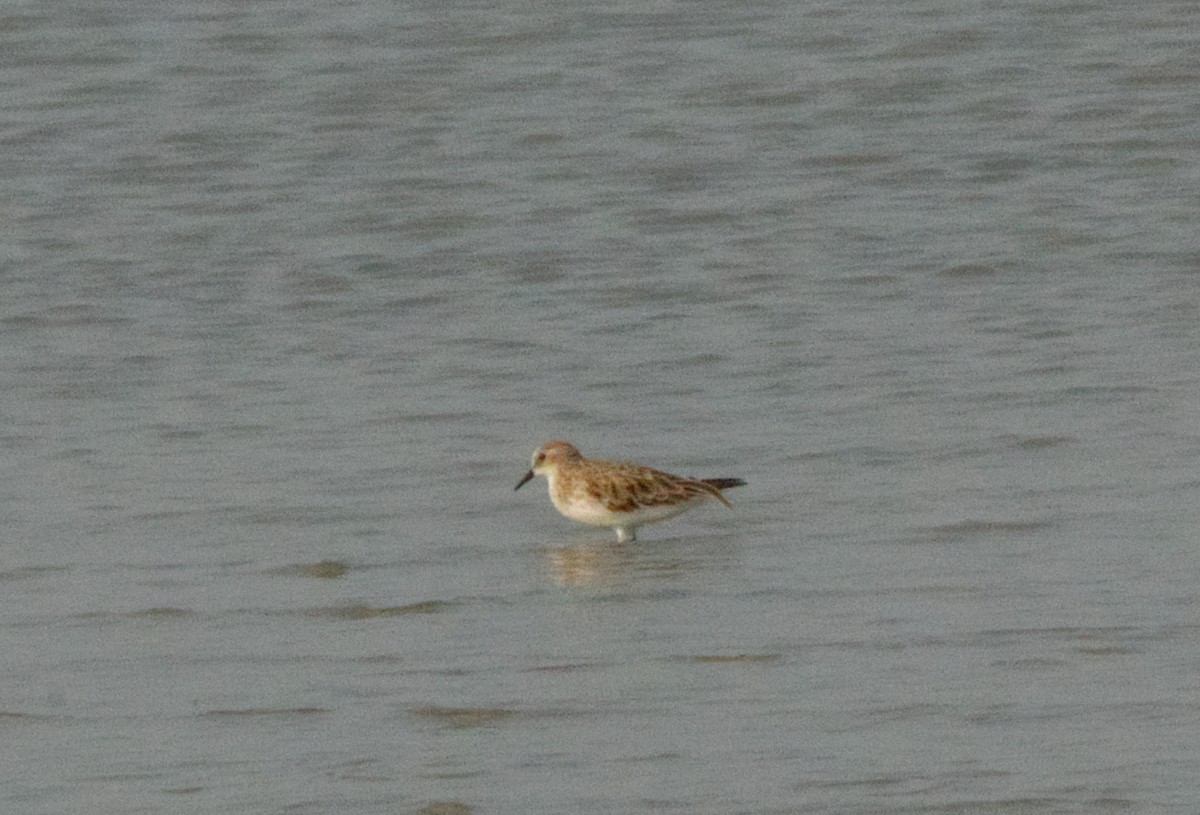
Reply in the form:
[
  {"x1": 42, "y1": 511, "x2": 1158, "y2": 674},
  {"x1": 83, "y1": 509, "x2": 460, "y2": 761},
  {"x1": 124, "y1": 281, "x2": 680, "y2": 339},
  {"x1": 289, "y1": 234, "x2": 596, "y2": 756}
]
[{"x1": 3, "y1": 0, "x2": 1199, "y2": 813}]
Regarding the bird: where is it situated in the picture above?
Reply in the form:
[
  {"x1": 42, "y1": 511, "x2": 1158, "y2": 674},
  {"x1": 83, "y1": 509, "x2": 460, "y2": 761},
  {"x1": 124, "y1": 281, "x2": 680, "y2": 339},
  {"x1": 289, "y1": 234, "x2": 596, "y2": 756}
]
[{"x1": 514, "y1": 440, "x2": 746, "y2": 542}]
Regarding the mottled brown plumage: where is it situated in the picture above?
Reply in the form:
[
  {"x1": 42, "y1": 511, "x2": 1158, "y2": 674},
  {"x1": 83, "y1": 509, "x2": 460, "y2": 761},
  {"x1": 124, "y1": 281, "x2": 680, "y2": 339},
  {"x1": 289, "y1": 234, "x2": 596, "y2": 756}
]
[{"x1": 514, "y1": 440, "x2": 746, "y2": 541}]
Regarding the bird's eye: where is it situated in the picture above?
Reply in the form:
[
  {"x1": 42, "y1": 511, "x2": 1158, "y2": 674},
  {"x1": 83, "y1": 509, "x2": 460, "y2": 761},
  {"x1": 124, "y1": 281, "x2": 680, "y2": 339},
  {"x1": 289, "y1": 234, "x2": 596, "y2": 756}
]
[{"x1": 535, "y1": 453, "x2": 545, "y2": 463}]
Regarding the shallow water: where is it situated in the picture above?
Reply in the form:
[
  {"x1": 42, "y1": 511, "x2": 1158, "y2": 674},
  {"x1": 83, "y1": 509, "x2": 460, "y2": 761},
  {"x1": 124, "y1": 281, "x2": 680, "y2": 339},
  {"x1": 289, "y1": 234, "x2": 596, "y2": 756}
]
[{"x1": 3, "y1": 0, "x2": 1200, "y2": 812}]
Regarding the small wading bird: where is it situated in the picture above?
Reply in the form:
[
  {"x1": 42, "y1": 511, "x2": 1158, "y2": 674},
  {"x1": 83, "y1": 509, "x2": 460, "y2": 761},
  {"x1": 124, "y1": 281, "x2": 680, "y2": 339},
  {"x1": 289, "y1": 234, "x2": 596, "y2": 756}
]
[{"x1": 514, "y1": 440, "x2": 746, "y2": 542}]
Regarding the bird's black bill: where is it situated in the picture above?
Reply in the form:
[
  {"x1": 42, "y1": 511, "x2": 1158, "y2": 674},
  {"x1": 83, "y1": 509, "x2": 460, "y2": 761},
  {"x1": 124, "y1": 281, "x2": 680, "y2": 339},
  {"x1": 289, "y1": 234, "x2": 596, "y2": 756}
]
[{"x1": 514, "y1": 470, "x2": 535, "y2": 491}]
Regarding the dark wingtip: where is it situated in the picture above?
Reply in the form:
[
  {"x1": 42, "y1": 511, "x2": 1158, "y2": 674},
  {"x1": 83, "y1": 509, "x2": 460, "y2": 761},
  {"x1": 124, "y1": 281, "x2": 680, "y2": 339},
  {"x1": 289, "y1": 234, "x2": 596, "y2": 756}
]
[{"x1": 701, "y1": 477, "x2": 746, "y2": 490}]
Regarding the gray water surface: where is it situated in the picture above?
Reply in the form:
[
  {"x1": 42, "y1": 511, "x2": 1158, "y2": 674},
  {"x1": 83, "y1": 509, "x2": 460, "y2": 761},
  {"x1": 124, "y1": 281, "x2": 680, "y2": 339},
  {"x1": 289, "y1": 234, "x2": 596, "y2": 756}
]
[{"x1": 3, "y1": 1, "x2": 1200, "y2": 813}]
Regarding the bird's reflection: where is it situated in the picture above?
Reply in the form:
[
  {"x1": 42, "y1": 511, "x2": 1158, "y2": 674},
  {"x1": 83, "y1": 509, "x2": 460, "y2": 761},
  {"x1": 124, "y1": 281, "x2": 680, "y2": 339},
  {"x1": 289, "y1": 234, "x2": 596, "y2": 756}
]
[
  {"x1": 543, "y1": 541, "x2": 633, "y2": 585},
  {"x1": 541, "y1": 538, "x2": 712, "y2": 586}
]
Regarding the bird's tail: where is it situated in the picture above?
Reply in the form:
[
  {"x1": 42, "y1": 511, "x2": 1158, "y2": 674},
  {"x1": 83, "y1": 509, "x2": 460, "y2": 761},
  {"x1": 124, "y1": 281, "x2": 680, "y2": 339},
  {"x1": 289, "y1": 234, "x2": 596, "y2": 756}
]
[{"x1": 701, "y1": 478, "x2": 747, "y2": 490}]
